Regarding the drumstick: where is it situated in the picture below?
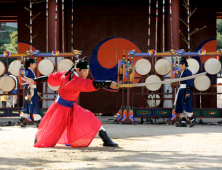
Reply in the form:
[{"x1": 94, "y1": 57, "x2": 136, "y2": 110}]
[
  {"x1": 184, "y1": 96, "x2": 189, "y2": 104},
  {"x1": 62, "y1": 0, "x2": 64, "y2": 53},
  {"x1": 55, "y1": 0, "x2": 57, "y2": 50},
  {"x1": 155, "y1": 0, "x2": 158, "y2": 57},
  {"x1": 116, "y1": 72, "x2": 206, "y2": 87},
  {"x1": 187, "y1": 0, "x2": 190, "y2": 52},
  {"x1": 25, "y1": 96, "x2": 32, "y2": 104},
  {"x1": 46, "y1": 0, "x2": 48, "y2": 52},
  {"x1": 163, "y1": 0, "x2": 165, "y2": 52},
  {"x1": 30, "y1": 0, "x2": 32, "y2": 52},
  {"x1": 46, "y1": 0, "x2": 49, "y2": 107},
  {"x1": 148, "y1": 0, "x2": 151, "y2": 51},
  {"x1": 71, "y1": 0, "x2": 74, "y2": 51},
  {"x1": 169, "y1": 0, "x2": 173, "y2": 49},
  {"x1": 38, "y1": 92, "x2": 45, "y2": 101}
]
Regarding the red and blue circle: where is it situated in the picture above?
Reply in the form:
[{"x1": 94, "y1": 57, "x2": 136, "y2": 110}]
[
  {"x1": 89, "y1": 37, "x2": 142, "y2": 91},
  {"x1": 193, "y1": 38, "x2": 218, "y2": 85}
]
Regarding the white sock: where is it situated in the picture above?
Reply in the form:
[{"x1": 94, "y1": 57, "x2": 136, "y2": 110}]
[
  {"x1": 20, "y1": 113, "x2": 29, "y2": 118},
  {"x1": 99, "y1": 126, "x2": 106, "y2": 131},
  {"x1": 33, "y1": 114, "x2": 42, "y2": 121}
]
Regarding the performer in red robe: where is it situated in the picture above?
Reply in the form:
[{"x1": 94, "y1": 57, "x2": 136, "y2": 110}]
[{"x1": 22, "y1": 57, "x2": 118, "y2": 147}]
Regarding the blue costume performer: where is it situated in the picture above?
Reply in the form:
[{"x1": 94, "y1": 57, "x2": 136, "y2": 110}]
[
  {"x1": 174, "y1": 59, "x2": 196, "y2": 127},
  {"x1": 16, "y1": 58, "x2": 42, "y2": 127}
]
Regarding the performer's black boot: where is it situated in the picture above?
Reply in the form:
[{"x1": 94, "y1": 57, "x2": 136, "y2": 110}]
[
  {"x1": 176, "y1": 117, "x2": 187, "y2": 127},
  {"x1": 36, "y1": 119, "x2": 41, "y2": 128},
  {"x1": 98, "y1": 130, "x2": 118, "y2": 147},
  {"x1": 189, "y1": 117, "x2": 196, "y2": 128},
  {"x1": 34, "y1": 134, "x2": 37, "y2": 144},
  {"x1": 15, "y1": 117, "x2": 26, "y2": 127}
]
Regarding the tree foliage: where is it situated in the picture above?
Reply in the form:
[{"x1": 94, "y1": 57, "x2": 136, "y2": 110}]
[
  {"x1": 0, "y1": 31, "x2": 18, "y2": 54},
  {"x1": 217, "y1": 19, "x2": 222, "y2": 49}
]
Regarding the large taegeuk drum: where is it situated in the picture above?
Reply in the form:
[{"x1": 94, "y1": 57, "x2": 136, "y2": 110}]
[
  {"x1": 135, "y1": 59, "x2": 151, "y2": 75},
  {"x1": 8, "y1": 60, "x2": 21, "y2": 76},
  {"x1": 0, "y1": 76, "x2": 16, "y2": 92},
  {"x1": 0, "y1": 61, "x2": 6, "y2": 76},
  {"x1": 187, "y1": 58, "x2": 199, "y2": 74},
  {"x1": 38, "y1": 59, "x2": 55, "y2": 76},
  {"x1": 194, "y1": 75, "x2": 211, "y2": 91},
  {"x1": 58, "y1": 59, "x2": 74, "y2": 71},
  {"x1": 204, "y1": 58, "x2": 221, "y2": 75},
  {"x1": 145, "y1": 75, "x2": 161, "y2": 91},
  {"x1": 155, "y1": 58, "x2": 171, "y2": 76},
  {"x1": 47, "y1": 82, "x2": 59, "y2": 92},
  {"x1": 147, "y1": 94, "x2": 161, "y2": 107}
]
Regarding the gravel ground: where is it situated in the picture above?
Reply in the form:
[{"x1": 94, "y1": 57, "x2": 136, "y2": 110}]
[{"x1": 0, "y1": 117, "x2": 222, "y2": 170}]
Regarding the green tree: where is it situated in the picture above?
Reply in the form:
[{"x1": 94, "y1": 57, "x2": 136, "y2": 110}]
[
  {"x1": 1, "y1": 31, "x2": 18, "y2": 54},
  {"x1": 0, "y1": 31, "x2": 18, "y2": 67},
  {"x1": 217, "y1": 32, "x2": 222, "y2": 49},
  {"x1": 217, "y1": 19, "x2": 222, "y2": 35},
  {"x1": 217, "y1": 19, "x2": 222, "y2": 49}
]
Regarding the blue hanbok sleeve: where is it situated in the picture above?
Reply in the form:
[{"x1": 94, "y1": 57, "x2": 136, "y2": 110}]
[
  {"x1": 24, "y1": 70, "x2": 35, "y2": 89},
  {"x1": 24, "y1": 70, "x2": 31, "y2": 89}
]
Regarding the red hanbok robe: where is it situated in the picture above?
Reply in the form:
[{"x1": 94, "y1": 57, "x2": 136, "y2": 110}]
[{"x1": 34, "y1": 71, "x2": 102, "y2": 147}]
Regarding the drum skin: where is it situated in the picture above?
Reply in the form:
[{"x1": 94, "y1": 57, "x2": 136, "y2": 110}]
[
  {"x1": 0, "y1": 61, "x2": 6, "y2": 76},
  {"x1": 194, "y1": 75, "x2": 211, "y2": 91},
  {"x1": 145, "y1": 75, "x2": 161, "y2": 91},
  {"x1": 155, "y1": 58, "x2": 171, "y2": 76},
  {"x1": 0, "y1": 76, "x2": 16, "y2": 92},
  {"x1": 8, "y1": 60, "x2": 21, "y2": 76},
  {"x1": 147, "y1": 94, "x2": 161, "y2": 107},
  {"x1": 38, "y1": 59, "x2": 55, "y2": 76},
  {"x1": 47, "y1": 82, "x2": 59, "y2": 91},
  {"x1": 58, "y1": 59, "x2": 73, "y2": 72},
  {"x1": 204, "y1": 58, "x2": 221, "y2": 75},
  {"x1": 187, "y1": 58, "x2": 199, "y2": 75},
  {"x1": 135, "y1": 59, "x2": 151, "y2": 75}
]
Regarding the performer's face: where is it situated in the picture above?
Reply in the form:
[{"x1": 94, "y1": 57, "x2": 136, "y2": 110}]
[
  {"x1": 76, "y1": 68, "x2": 89, "y2": 79},
  {"x1": 30, "y1": 63, "x2": 36, "y2": 70},
  {"x1": 179, "y1": 64, "x2": 186, "y2": 71}
]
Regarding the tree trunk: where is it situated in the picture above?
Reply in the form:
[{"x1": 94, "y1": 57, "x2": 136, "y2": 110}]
[{"x1": 4, "y1": 23, "x2": 6, "y2": 31}]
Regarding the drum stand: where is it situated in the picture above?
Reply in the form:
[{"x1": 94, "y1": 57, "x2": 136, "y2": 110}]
[
  {"x1": 117, "y1": 63, "x2": 138, "y2": 125},
  {"x1": 143, "y1": 91, "x2": 152, "y2": 124},
  {"x1": 143, "y1": 92, "x2": 160, "y2": 124},
  {"x1": 218, "y1": 120, "x2": 222, "y2": 125},
  {"x1": 1, "y1": 97, "x2": 15, "y2": 126},
  {"x1": 1, "y1": 118, "x2": 14, "y2": 126},
  {"x1": 166, "y1": 87, "x2": 181, "y2": 125},
  {"x1": 196, "y1": 93, "x2": 218, "y2": 125},
  {"x1": 1, "y1": 113, "x2": 14, "y2": 126}
]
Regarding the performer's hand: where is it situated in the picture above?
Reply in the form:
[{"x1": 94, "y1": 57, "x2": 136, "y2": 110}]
[
  {"x1": 27, "y1": 95, "x2": 31, "y2": 101},
  {"x1": 110, "y1": 81, "x2": 118, "y2": 89},
  {"x1": 21, "y1": 76, "x2": 35, "y2": 88},
  {"x1": 185, "y1": 93, "x2": 190, "y2": 98}
]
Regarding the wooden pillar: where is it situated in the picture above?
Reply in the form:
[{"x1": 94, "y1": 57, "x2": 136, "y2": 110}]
[
  {"x1": 167, "y1": 0, "x2": 180, "y2": 51},
  {"x1": 48, "y1": 0, "x2": 60, "y2": 51}
]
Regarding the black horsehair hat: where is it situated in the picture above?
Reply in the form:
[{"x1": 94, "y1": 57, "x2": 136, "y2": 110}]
[
  {"x1": 27, "y1": 58, "x2": 36, "y2": 64},
  {"x1": 76, "y1": 56, "x2": 89, "y2": 69},
  {"x1": 65, "y1": 56, "x2": 89, "y2": 76},
  {"x1": 179, "y1": 58, "x2": 189, "y2": 67}
]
